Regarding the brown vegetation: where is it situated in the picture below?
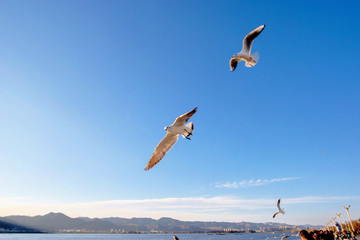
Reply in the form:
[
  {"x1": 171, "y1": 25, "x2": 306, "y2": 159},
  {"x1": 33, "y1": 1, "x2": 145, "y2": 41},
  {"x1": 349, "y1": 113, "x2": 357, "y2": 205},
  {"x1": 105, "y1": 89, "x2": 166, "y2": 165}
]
[{"x1": 352, "y1": 218, "x2": 360, "y2": 231}]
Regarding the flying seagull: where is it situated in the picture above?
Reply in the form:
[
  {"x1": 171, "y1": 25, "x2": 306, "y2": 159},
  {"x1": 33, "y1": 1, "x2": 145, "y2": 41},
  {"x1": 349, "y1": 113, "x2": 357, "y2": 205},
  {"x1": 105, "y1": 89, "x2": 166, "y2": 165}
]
[
  {"x1": 273, "y1": 198, "x2": 285, "y2": 218},
  {"x1": 281, "y1": 235, "x2": 290, "y2": 240},
  {"x1": 229, "y1": 24, "x2": 265, "y2": 71},
  {"x1": 173, "y1": 235, "x2": 179, "y2": 240},
  {"x1": 144, "y1": 107, "x2": 198, "y2": 171}
]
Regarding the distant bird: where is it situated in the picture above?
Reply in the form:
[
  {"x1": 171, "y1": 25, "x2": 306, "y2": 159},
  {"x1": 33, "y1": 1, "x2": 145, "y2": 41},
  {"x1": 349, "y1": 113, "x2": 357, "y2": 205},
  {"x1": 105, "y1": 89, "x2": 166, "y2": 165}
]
[
  {"x1": 273, "y1": 198, "x2": 285, "y2": 218},
  {"x1": 281, "y1": 235, "x2": 290, "y2": 240},
  {"x1": 173, "y1": 235, "x2": 179, "y2": 240},
  {"x1": 229, "y1": 24, "x2": 265, "y2": 71},
  {"x1": 144, "y1": 107, "x2": 198, "y2": 171}
]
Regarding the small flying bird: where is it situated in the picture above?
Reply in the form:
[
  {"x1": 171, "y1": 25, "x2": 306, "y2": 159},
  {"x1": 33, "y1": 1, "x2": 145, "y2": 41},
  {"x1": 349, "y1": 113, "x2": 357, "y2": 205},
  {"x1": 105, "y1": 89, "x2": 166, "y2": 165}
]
[
  {"x1": 229, "y1": 24, "x2": 265, "y2": 71},
  {"x1": 273, "y1": 198, "x2": 285, "y2": 218},
  {"x1": 281, "y1": 235, "x2": 290, "y2": 240},
  {"x1": 144, "y1": 107, "x2": 198, "y2": 171},
  {"x1": 173, "y1": 235, "x2": 179, "y2": 240}
]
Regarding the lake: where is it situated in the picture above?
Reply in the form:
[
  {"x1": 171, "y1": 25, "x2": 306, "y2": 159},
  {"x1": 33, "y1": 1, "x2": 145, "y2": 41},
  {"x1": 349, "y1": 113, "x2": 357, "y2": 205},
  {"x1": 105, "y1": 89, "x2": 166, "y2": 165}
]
[{"x1": 0, "y1": 232, "x2": 299, "y2": 240}]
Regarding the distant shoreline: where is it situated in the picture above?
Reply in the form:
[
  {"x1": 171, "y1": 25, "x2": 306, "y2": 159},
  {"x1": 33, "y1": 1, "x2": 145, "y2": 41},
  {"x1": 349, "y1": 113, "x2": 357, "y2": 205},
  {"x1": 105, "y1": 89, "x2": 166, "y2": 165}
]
[
  {"x1": 0, "y1": 231, "x2": 297, "y2": 234},
  {"x1": 0, "y1": 231, "x2": 292, "y2": 234},
  {"x1": 0, "y1": 212, "x2": 322, "y2": 234}
]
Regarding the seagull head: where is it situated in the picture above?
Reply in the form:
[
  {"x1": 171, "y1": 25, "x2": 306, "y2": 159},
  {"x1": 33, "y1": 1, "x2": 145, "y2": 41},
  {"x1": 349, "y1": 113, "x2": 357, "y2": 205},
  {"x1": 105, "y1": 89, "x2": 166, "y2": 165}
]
[{"x1": 164, "y1": 126, "x2": 169, "y2": 131}]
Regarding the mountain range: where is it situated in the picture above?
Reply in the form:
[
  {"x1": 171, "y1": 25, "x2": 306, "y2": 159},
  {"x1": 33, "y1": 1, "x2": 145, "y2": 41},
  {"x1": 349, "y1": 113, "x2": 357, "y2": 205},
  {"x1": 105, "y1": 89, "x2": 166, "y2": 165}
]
[{"x1": 0, "y1": 212, "x2": 321, "y2": 233}]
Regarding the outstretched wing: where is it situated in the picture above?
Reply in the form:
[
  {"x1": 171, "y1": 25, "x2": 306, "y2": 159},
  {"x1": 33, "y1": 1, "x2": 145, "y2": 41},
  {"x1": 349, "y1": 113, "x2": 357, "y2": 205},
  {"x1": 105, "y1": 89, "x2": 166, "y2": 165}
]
[
  {"x1": 242, "y1": 25, "x2": 265, "y2": 54},
  {"x1": 281, "y1": 235, "x2": 290, "y2": 240},
  {"x1": 173, "y1": 235, "x2": 179, "y2": 240},
  {"x1": 277, "y1": 198, "x2": 281, "y2": 211},
  {"x1": 273, "y1": 211, "x2": 279, "y2": 218},
  {"x1": 229, "y1": 57, "x2": 239, "y2": 72},
  {"x1": 172, "y1": 107, "x2": 198, "y2": 126},
  {"x1": 144, "y1": 133, "x2": 179, "y2": 171}
]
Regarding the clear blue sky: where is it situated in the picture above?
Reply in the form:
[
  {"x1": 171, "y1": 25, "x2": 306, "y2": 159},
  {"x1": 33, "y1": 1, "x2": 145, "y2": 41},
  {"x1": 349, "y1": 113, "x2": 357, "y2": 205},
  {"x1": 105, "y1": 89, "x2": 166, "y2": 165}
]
[{"x1": 0, "y1": 0, "x2": 359, "y2": 225}]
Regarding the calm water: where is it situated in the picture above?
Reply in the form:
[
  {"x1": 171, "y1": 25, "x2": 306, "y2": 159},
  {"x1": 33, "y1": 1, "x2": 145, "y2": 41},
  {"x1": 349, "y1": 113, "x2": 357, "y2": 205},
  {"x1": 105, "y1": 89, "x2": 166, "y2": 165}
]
[{"x1": 0, "y1": 233, "x2": 299, "y2": 240}]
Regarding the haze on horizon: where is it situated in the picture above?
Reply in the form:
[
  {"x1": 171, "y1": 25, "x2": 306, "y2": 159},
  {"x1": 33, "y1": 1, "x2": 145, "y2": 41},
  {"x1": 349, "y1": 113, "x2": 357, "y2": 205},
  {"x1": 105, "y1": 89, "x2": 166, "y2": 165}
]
[{"x1": 0, "y1": 0, "x2": 359, "y2": 226}]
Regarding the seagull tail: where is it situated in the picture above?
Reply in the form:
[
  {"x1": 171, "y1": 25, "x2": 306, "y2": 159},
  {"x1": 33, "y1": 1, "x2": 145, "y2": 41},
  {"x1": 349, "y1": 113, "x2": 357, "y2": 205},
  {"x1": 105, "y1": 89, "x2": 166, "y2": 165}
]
[
  {"x1": 245, "y1": 52, "x2": 260, "y2": 67},
  {"x1": 181, "y1": 122, "x2": 194, "y2": 139}
]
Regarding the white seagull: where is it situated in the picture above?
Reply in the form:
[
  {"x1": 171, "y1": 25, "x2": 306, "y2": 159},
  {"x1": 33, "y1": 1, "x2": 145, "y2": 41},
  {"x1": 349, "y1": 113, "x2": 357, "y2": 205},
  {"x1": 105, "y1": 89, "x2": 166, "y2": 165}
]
[
  {"x1": 273, "y1": 198, "x2": 285, "y2": 218},
  {"x1": 229, "y1": 24, "x2": 265, "y2": 71},
  {"x1": 144, "y1": 107, "x2": 197, "y2": 171}
]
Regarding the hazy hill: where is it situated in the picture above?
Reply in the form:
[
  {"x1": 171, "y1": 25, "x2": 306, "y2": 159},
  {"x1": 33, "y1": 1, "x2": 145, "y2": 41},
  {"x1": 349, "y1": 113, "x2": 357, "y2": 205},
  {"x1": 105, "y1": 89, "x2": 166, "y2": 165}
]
[{"x1": 0, "y1": 212, "x2": 321, "y2": 233}]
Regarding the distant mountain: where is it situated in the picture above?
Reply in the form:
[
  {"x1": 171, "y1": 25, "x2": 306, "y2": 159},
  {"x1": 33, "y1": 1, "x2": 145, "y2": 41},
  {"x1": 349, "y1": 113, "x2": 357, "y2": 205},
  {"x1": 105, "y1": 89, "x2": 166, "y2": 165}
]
[
  {"x1": 0, "y1": 212, "x2": 322, "y2": 233},
  {"x1": 0, "y1": 219, "x2": 42, "y2": 233}
]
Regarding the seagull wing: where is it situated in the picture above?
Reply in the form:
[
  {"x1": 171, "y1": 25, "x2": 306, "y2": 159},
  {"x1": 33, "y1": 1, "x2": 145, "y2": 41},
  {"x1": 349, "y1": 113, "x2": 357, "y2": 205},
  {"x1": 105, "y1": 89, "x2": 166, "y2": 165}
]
[
  {"x1": 144, "y1": 133, "x2": 179, "y2": 171},
  {"x1": 173, "y1": 235, "x2": 179, "y2": 240},
  {"x1": 229, "y1": 57, "x2": 239, "y2": 71},
  {"x1": 172, "y1": 107, "x2": 198, "y2": 126},
  {"x1": 281, "y1": 235, "x2": 290, "y2": 240},
  {"x1": 273, "y1": 211, "x2": 279, "y2": 218},
  {"x1": 277, "y1": 198, "x2": 282, "y2": 211},
  {"x1": 242, "y1": 25, "x2": 265, "y2": 54}
]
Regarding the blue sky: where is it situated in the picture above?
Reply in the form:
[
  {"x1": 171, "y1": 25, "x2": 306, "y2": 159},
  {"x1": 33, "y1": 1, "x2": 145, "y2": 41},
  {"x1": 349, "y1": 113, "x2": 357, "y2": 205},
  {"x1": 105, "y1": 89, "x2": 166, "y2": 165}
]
[{"x1": 0, "y1": 0, "x2": 359, "y2": 225}]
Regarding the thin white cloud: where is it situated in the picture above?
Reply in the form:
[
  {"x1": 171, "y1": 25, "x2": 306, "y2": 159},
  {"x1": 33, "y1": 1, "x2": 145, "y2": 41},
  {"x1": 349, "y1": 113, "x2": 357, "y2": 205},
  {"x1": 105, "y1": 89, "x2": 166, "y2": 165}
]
[{"x1": 215, "y1": 177, "x2": 300, "y2": 189}]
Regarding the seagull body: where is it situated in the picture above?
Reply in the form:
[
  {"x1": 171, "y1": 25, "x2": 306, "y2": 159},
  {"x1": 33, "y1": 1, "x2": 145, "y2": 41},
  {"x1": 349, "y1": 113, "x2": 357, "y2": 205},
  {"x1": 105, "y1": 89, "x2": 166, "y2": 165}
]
[
  {"x1": 144, "y1": 107, "x2": 197, "y2": 171},
  {"x1": 229, "y1": 25, "x2": 265, "y2": 71},
  {"x1": 165, "y1": 125, "x2": 192, "y2": 135},
  {"x1": 273, "y1": 198, "x2": 285, "y2": 218}
]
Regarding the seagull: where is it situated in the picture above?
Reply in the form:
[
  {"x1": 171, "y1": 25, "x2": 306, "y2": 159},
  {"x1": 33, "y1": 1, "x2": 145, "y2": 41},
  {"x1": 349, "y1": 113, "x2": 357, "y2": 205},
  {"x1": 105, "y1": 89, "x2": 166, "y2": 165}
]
[
  {"x1": 144, "y1": 107, "x2": 198, "y2": 171},
  {"x1": 273, "y1": 198, "x2": 285, "y2": 218},
  {"x1": 229, "y1": 24, "x2": 265, "y2": 71},
  {"x1": 281, "y1": 235, "x2": 290, "y2": 240},
  {"x1": 173, "y1": 235, "x2": 179, "y2": 240}
]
